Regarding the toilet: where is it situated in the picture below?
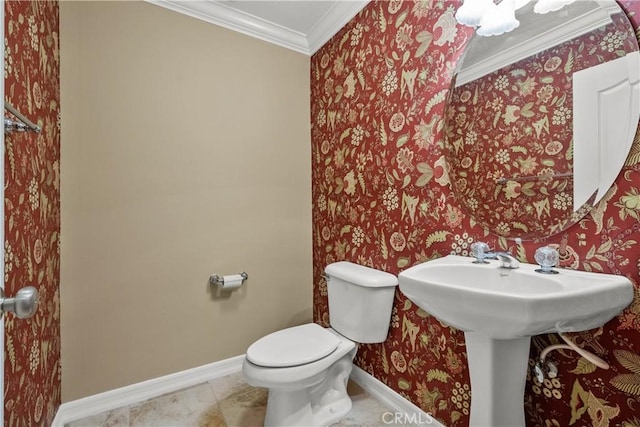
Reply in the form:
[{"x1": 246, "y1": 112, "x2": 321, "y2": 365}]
[{"x1": 242, "y1": 261, "x2": 398, "y2": 427}]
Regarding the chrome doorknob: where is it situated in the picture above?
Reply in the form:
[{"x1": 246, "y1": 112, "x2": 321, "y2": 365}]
[{"x1": 0, "y1": 286, "x2": 39, "y2": 319}]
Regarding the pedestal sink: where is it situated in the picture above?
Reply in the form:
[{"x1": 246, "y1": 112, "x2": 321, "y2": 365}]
[{"x1": 398, "y1": 254, "x2": 634, "y2": 427}]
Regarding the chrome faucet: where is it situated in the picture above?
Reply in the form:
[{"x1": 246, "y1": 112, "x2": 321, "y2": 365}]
[
  {"x1": 486, "y1": 252, "x2": 520, "y2": 269},
  {"x1": 534, "y1": 246, "x2": 559, "y2": 274},
  {"x1": 470, "y1": 242, "x2": 520, "y2": 269},
  {"x1": 470, "y1": 242, "x2": 491, "y2": 264}
]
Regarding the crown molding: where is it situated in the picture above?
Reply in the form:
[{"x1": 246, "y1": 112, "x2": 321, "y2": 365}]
[
  {"x1": 456, "y1": 3, "x2": 613, "y2": 86},
  {"x1": 307, "y1": 1, "x2": 370, "y2": 54},
  {"x1": 146, "y1": 0, "x2": 369, "y2": 56}
]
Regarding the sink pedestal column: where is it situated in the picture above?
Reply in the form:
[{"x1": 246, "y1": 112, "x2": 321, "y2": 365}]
[{"x1": 464, "y1": 332, "x2": 531, "y2": 427}]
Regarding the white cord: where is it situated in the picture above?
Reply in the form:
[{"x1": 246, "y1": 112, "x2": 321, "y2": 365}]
[
  {"x1": 540, "y1": 333, "x2": 609, "y2": 370},
  {"x1": 559, "y1": 333, "x2": 609, "y2": 369}
]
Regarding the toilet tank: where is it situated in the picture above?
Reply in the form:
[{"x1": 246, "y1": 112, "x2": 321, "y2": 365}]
[{"x1": 325, "y1": 261, "x2": 398, "y2": 343}]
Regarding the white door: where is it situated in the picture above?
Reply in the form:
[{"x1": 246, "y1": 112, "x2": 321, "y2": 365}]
[{"x1": 573, "y1": 51, "x2": 640, "y2": 210}]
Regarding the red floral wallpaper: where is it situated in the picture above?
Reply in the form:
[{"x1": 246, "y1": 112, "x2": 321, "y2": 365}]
[
  {"x1": 311, "y1": 1, "x2": 640, "y2": 426},
  {"x1": 446, "y1": 12, "x2": 638, "y2": 239},
  {"x1": 4, "y1": 1, "x2": 61, "y2": 426}
]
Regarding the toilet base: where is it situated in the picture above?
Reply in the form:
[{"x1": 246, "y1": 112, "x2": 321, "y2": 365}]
[
  {"x1": 264, "y1": 389, "x2": 315, "y2": 427},
  {"x1": 264, "y1": 386, "x2": 351, "y2": 427},
  {"x1": 242, "y1": 341, "x2": 356, "y2": 427},
  {"x1": 262, "y1": 353, "x2": 355, "y2": 427},
  {"x1": 243, "y1": 326, "x2": 361, "y2": 426}
]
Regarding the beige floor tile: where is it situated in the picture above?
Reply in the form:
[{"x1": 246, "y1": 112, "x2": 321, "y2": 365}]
[
  {"x1": 216, "y1": 382, "x2": 268, "y2": 427},
  {"x1": 208, "y1": 372, "x2": 251, "y2": 402},
  {"x1": 129, "y1": 382, "x2": 217, "y2": 427},
  {"x1": 65, "y1": 372, "x2": 403, "y2": 427},
  {"x1": 65, "y1": 406, "x2": 129, "y2": 427},
  {"x1": 195, "y1": 403, "x2": 227, "y2": 427}
]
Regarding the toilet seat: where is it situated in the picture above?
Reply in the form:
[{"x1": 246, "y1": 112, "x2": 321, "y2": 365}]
[{"x1": 246, "y1": 323, "x2": 340, "y2": 368}]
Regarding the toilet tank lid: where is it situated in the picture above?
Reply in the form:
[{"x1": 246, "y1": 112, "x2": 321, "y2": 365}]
[{"x1": 325, "y1": 261, "x2": 398, "y2": 288}]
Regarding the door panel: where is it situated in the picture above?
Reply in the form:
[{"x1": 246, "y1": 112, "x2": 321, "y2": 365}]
[{"x1": 573, "y1": 51, "x2": 640, "y2": 209}]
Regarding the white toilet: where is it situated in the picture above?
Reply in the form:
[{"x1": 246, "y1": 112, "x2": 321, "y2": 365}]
[{"x1": 242, "y1": 261, "x2": 398, "y2": 427}]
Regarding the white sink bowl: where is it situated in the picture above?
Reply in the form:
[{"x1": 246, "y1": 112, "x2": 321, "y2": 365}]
[{"x1": 399, "y1": 254, "x2": 634, "y2": 339}]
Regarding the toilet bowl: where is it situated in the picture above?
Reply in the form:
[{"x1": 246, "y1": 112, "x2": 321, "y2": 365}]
[
  {"x1": 243, "y1": 324, "x2": 357, "y2": 426},
  {"x1": 242, "y1": 261, "x2": 398, "y2": 427}
]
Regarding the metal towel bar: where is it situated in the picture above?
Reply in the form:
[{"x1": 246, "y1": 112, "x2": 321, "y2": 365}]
[
  {"x1": 4, "y1": 101, "x2": 41, "y2": 133},
  {"x1": 496, "y1": 172, "x2": 571, "y2": 185}
]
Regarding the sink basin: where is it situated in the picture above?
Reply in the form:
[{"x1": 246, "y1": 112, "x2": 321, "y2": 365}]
[
  {"x1": 399, "y1": 254, "x2": 634, "y2": 426},
  {"x1": 399, "y1": 254, "x2": 634, "y2": 339}
]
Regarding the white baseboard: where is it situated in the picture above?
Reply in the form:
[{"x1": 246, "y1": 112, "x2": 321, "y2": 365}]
[
  {"x1": 52, "y1": 355, "x2": 245, "y2": 427},
  {"x1": 53, "y1": 356, "x2": 443, "y2": 427},
  {"x1": 350, "y1": 365, "x2": 446, "y2": 427}
]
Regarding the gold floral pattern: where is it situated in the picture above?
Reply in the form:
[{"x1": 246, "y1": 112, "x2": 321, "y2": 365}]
[
  {"x1": 312, "y1": 1, "x2": 640, "y2": 426},
  {"x1": 4, "y1": 1, "x2": 60, "y2": 425}
]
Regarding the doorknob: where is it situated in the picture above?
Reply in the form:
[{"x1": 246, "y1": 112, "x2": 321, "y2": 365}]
[{"x1": 0, "y1": 286, "x2": 39, "y2": 319}]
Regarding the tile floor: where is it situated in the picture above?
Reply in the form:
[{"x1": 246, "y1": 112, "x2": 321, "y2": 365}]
[{"x1": 65, "y1": 372, "x2": 400, "y2": 427}]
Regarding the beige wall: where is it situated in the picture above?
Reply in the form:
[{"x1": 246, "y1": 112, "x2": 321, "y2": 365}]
[{"x1": 60, "y1": 1, "x2": 312, "y2": 401}]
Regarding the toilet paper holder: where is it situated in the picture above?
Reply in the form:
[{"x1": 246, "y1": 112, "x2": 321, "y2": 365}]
[{"x1": 209, "y1": 272, "x2": 248, "y2": 287}]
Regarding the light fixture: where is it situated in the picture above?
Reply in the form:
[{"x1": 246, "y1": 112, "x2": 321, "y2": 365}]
[
  {"x1": 455, "y1": 0, "x2": 495, "y2": 27},
  {"x1": 477, "y1": 0, "x2": 519, "y2": 36},
  {"x1": 534, "y1": 0, "x2": 576, "y2": 14},
  {"x1": 456, "y1": 0, "x2": 575, "y2": 36}
]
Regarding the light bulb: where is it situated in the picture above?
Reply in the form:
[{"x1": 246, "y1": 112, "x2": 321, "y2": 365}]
[
  {"x1": 534, "y1": 0, "x2": 576, "y2": 14},
  {"x1": 477, "y1": 0, "x2": 520, "y2": 36},
  {"x1": 455, "y1": 0, "x2": 496, "y2": 27}
]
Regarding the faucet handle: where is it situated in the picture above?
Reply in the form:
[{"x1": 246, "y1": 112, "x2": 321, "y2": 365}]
[
  {"x1": 534, "y1": 246, "x2": 559, "y2": 274},
  {"x1": 471, "y1": 242, "x2": 491, "y2": 264}
]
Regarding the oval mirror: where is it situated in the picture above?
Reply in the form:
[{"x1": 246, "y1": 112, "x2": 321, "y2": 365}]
[{"x1": 445, "y1": 0, "x2": 640, "y2": 239}]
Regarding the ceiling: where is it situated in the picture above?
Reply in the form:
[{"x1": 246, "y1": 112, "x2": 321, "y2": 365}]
[
  {"x1": 456, "y1": 0, "x2": 616, "y2": 85},
  {"x1": 146, "y1": 0, "x2": 370, "y2": 55}
]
